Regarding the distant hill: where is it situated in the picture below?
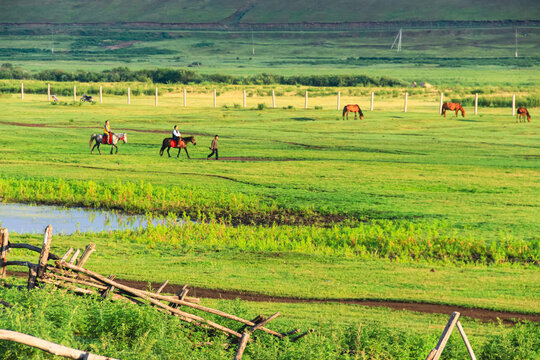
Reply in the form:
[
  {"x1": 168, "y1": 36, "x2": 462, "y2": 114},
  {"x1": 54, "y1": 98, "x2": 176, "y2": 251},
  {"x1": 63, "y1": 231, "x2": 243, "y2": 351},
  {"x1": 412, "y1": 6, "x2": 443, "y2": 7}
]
[{"x1": 1, "y1": 0, "x2": 539, "y2": 24}]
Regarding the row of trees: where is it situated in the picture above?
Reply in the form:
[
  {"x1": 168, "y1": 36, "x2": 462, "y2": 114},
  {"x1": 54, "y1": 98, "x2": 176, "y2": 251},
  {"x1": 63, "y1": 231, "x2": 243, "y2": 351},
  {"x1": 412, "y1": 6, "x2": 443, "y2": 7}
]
[{"x1": 0, "y1": 64, "x2": 405, "y2": 87}]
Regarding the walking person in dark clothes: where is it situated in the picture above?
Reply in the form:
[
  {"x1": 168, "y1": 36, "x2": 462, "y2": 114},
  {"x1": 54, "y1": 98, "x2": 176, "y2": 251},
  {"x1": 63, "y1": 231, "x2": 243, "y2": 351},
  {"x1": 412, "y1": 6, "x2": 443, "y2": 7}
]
[{"x1": 207, "y1": 135, "x2": 219, "y2": 160}]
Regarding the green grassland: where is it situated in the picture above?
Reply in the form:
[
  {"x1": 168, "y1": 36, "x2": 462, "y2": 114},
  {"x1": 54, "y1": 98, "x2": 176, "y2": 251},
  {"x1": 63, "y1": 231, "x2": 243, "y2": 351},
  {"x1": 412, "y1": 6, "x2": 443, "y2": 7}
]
[
  {"x1": 0, "y1": 90, "x2": 538, "y2": 240},
  {"x1": 1, "y1": 25, "x2": 539, "y2": 73},
  {"x1": 0, "y1": 82, "x2": 539, "y2": 359},
  {"x1": 1, "y1": 0, "x2": 539, "y2": 23},
  {"x1": 1, "y1": 285, "x2": 538, "y2": 360}
]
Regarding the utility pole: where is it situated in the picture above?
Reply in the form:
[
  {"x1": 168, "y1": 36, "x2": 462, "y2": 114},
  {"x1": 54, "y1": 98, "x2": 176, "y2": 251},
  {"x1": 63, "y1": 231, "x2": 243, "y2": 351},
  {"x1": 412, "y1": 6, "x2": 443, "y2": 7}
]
[
  {"x1": 251, "y1": 30, "x2": 255, "y2": 56},
  {"x1": 515, "y1": 28, "x2": 518, "y2": 58},
  {"x1": 391, "y1": 29, "x2": 402, "y2": 52}
]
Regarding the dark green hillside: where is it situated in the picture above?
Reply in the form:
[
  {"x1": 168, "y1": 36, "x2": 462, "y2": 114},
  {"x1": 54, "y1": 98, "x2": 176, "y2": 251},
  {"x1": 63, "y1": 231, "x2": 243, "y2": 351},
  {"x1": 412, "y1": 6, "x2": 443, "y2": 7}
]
[{"x1": 1, "y1": 0, "x2": 539, "y2": 24}]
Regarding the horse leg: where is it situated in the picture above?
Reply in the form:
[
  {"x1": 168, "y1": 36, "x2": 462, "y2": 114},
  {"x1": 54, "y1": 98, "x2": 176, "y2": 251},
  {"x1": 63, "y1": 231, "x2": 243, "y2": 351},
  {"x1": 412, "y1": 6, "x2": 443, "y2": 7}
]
[
  {"x1": 115, "y1": 144, "x2": 118, "y2": 154},
  {"x1": 167, "y1": 147, "x2": 171, "y2": 157},
  {"x1": 184, "y1": 147, "x2": 190, "y2": 159},
  {"x1": 91, "y1": 142, "x2": 96, "y2": 154},
  {"x1": 177, "y1": 147, "x2": 181, "y2": 158},
  {"x1": 97, "y1": 144, "x2": 102, "y2": 155},
  {"x1": 110, "y1": 145, "x2": 114, "y2": 155},
  {"x1": 160, "y1": 145, "x2": 165, "y2": 156}
]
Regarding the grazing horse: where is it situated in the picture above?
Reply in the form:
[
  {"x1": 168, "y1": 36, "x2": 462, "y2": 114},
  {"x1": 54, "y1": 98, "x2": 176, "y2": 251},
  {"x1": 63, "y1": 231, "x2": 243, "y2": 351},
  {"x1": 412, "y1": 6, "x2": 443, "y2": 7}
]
[
  {"x1": 89, "y1": 133, "x2": 128, "y2": 155},
  {"x1": 441, "y1": 102, "x2": 465, "y2": 117},
  {"x1": 160, "y1": 136, "x2": 197, "y2": 159},
  {"x1": 516, "y1": 107, "x2": 531, "y2": 122},
  {"x1": 342, "y1": 104, "x2": 364, "y2": 120}
]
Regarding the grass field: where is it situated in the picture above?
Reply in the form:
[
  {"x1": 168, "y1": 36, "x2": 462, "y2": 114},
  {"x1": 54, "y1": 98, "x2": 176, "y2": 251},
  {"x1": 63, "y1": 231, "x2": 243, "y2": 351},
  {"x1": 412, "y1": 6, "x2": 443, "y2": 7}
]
[
  {"x1": 2, "y1": 25, "x2": 539, "y2": 72},
  {"x1": 2, "y1": 0, "x2": 539, "y2": 23},
  {"x1": 0, "y1": 79, "x2": 539, "y2": 359}
]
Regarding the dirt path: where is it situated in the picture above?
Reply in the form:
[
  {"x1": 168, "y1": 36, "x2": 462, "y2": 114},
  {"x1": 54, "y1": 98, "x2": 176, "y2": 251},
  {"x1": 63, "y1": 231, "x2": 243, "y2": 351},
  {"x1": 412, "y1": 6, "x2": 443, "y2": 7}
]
[
  {"x1": 6, "y1": 271, "x2": 534, "y2": 324},
  {"x1": 120, "y1": 280, "x2": 538, "y2": 324}
]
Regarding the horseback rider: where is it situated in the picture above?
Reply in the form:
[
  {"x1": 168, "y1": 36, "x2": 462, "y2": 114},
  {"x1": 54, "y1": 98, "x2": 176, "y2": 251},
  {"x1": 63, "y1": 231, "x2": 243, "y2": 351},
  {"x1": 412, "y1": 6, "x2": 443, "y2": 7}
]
[
  {"x1": 103, "y1": 120, "x2": 112, "y2": 144},
  {"x1": 172, "y1": 125, "x2": 181, "y2": 146}
]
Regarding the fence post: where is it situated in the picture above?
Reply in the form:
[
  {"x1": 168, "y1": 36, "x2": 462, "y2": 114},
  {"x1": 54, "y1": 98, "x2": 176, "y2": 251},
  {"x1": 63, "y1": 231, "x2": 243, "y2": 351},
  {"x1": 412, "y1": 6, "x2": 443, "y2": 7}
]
[
  {"x1": 337, "y1": 91, "x2": 340, "y2": 110},
  {"x1": 37, "y1": 225, "x2": 53, "y2": 278},
  {"x1": 439, "y1": 92, "x2": 444, "y2": 114},
  {"x1": 404, "y1": 92, "x2": 408, "y2": 112},
  {"x1": 456, "y1": 321, "x2": 477, "y2": 360},
  {"x1": 474, "y1": 93, "x2": 478, "y2": 115},
  {"x1": 512, "y1": 94, "x2": 516, "y2": 116},
  {"x1": 47, "y1": 84, "x2": 51, "y2": 101},
  {"x1": 99, "y1": 86, "x2": 103, "y2": 104},
  {"x1": 0, "y1": 228, "x2": 9, "y2": 279},
  {"x1": 127, "y1": 87, "x2": 131, "y2": 105},
  {"x1": 183, "y1": 88, "x2": 187, "y2": 107},
  {"x1": 155, "y1": 87, "x2": 158, "y2": 106},
  {"x1": 272, "y1": 90, "x2": 276, "y2": 108},
  {"x1": 305, "y1": 90, "x2": 308, "y2": 109},
  {"x1": 213, "y1": 89, "x2": 217, "y2": 108},
  {"x1": 73, "y1": 85, "x2": 77, "y2": 101},
  {"x1": 21, "y1": 83, "x2": 24, "y2": 100},
  {"x1": 370, "y1": 92, "x2": 374, "y2": 111},
  {"x1": 243, "y1": 89, "x2": 246, "y2": 108}
]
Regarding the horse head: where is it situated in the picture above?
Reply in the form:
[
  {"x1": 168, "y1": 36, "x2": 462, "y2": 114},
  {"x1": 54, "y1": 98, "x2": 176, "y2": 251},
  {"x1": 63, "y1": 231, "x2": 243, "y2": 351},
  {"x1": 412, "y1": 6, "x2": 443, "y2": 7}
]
[
  {"x1": 120, "y1": 133, "x2": 128, "y2": 143},
  {"x1": 189, "y1": 136, "x2": 196, "y2": 145},
  {"x1": 460, "y1": 106, "x2": 465, "y2": 117}
]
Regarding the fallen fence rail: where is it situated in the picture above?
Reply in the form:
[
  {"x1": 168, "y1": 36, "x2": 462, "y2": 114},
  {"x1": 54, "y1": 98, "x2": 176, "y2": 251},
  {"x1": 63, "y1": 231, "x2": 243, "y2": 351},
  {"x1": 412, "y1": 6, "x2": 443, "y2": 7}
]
[{"x1": 0, "y1": 225, "x2": 311, "y2": 359}]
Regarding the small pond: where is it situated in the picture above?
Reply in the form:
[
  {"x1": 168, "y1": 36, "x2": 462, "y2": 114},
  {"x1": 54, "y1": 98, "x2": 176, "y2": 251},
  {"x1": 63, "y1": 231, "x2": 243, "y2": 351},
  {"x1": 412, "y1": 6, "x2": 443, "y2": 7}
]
[{"x1": 0, "y1": 202, "x2": 167, "y2": 234}]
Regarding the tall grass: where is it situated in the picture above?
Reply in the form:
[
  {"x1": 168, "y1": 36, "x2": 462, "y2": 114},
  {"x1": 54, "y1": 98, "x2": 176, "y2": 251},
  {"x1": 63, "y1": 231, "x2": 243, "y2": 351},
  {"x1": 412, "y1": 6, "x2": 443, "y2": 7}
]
[
  {"x1": 1, "y1": 286, "x2": 537, "y2": 360},
  {"x1": 112, "y1": 219, "x2": 540, "y2": 265},
  {"x1": 1, "y1": 177, "x2": 538, "y2": 265}
]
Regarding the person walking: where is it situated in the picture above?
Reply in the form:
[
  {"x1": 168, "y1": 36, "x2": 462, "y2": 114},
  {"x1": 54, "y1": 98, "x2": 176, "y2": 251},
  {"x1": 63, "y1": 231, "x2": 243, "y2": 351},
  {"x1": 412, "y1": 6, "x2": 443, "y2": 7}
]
[{"x1": 207, "y1": 135, "x2": 219, "y2": 160}]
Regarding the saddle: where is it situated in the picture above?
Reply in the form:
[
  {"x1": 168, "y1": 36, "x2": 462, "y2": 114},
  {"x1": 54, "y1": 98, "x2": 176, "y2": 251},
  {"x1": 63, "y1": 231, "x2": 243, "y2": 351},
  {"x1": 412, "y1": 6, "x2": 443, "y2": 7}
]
[
  {"x1": 171, "y1": 139, "x2": 184, "y2": 148},
  {"x1": 103, "y1": 134, "x2": 113, "y2": 145}
]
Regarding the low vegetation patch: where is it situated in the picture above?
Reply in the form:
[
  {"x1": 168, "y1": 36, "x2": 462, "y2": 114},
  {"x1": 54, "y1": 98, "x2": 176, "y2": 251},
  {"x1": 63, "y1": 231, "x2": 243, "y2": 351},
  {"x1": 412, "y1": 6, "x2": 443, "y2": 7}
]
[{"x1": 0, "y1": 286, "x2": 537, "y2": 360}]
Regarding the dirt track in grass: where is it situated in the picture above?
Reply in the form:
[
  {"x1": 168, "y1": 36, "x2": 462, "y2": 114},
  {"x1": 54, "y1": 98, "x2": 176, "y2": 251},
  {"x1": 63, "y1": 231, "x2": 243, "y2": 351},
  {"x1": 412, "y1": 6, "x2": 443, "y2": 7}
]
[{"x1": 7, "y1": 271, "x2": 534, "y2": 324}]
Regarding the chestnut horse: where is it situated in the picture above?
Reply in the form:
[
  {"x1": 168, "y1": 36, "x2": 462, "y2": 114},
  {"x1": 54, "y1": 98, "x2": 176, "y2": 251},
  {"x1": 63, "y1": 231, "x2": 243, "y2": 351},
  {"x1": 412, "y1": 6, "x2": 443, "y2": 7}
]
[
  {"x1": 441, "y1": 102, "x2": 465, "y2": 117},
  {"x1": 516, "y1": 107, "x2": 531, "y2": 122},
  {"x1": 342, "y1": 104, "x2": 364, "y2": 120},
  {"x1": 160, "y1": 136, "x2": 197, "y2": 158}
]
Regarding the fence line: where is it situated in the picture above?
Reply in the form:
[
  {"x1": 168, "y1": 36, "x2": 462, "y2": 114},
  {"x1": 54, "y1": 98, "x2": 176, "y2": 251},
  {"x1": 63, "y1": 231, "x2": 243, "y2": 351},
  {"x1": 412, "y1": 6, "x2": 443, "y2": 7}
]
[{"x1": 14, "y1": 83, "x2": 526, "y2": 116}]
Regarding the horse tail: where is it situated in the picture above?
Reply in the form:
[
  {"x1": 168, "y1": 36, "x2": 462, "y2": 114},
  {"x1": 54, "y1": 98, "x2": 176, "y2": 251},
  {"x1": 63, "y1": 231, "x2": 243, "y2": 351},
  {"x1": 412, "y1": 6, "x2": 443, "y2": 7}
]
[
  {"x1": 526, "y1": 109, "x2": 531, "y2": 121},
  {"x1": 342, "y1": 106, "x2": 348, "y2": 117},
  {"x1": 89, "y1": 134, "x2": 95, "y2": 148}
]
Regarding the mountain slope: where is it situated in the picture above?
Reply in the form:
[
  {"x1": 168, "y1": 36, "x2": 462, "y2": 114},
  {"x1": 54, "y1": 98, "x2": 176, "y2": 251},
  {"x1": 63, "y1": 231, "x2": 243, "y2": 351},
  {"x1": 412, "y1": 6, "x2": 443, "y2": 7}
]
[{"x1": 1, "y1": 0, "x2": 539, "y2": 24}]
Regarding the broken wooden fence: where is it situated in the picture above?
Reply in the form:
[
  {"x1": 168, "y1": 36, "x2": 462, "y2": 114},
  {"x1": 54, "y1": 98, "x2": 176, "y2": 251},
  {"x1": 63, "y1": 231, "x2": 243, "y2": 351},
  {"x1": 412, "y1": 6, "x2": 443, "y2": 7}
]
[{"x1": 0, "y1": 225, "x2": 311, "y2": 359}]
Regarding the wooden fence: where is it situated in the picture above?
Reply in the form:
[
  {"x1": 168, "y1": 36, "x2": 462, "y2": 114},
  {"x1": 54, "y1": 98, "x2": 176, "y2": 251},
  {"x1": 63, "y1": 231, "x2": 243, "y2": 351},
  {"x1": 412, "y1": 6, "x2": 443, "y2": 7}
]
[
  {"x1": 0, "y1": 225, "x2": 311, "y2": 359},
  {"x1": 16, "y1": 83, "x2": 525, "y2": 116}
]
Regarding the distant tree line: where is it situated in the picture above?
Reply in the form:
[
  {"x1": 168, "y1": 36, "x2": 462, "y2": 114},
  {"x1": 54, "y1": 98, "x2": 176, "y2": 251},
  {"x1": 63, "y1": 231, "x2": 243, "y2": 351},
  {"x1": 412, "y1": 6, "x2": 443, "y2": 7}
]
[{"x1": 0, "y1": 64, "x2": 405, "y2": 87}]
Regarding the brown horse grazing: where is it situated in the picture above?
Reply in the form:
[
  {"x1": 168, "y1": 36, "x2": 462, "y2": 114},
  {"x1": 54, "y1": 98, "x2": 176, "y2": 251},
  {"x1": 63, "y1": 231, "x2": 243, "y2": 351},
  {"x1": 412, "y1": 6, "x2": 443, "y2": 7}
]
[
  {"x1": 160, "y1": 136, "x2": 196, "y2": 158},
  {"x1": 441, "y1": 102, "x2": 465, "y2": 117},
  {"x1": 516, "y1": 107, "x2": 531, "y2": 122},
  {"x1": 342, "y1": 104, "x2": 364, "y2": 120}
]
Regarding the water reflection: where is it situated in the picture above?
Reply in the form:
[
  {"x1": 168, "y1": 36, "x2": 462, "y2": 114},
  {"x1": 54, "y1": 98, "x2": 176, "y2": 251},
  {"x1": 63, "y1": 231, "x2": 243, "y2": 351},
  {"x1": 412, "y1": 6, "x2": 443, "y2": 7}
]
[{"x1": 0, "y1": 203, "x2": 171, "y2": 234}]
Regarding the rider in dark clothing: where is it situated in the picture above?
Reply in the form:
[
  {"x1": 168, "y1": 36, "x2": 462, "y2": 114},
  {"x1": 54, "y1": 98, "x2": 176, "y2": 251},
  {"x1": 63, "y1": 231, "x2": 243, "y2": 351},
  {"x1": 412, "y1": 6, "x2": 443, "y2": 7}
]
[{"x1": 172, "y1": 125, "x2": 181, "y2": 143}]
